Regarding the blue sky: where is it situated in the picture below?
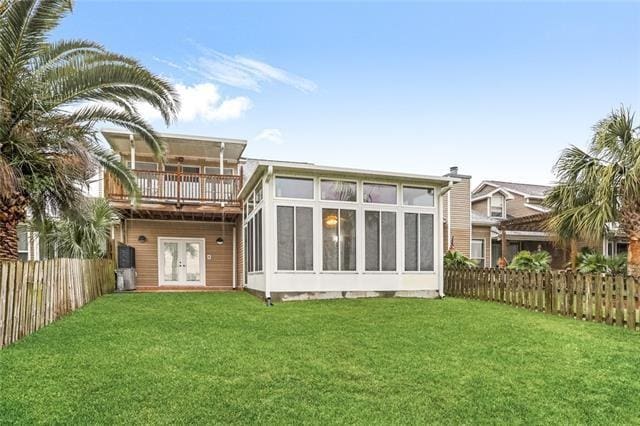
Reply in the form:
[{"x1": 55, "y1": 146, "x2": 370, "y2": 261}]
[{"x1": 54, "y1": 1, "x2": 640, "y2": 186}]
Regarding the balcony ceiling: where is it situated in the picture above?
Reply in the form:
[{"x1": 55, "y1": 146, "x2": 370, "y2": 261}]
[{"x1": 101, "y1": 129, "x2": 247, "y2": 162}]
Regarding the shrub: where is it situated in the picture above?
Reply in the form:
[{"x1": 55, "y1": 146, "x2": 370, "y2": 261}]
[
  {"x1": 508, "y1": 250, "x2": 551, "y2": 272},
  {"x1": 444, "y1": 250, "x2": 477, "y2": 268}
]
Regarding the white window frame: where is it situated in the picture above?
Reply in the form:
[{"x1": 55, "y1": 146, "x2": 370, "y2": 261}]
[
  {"x1": 362, "y1": 181, "x2": 398, "y2": 206},
  {"x1": 274, "y1": 175, "x2": 315, "y2": 200},
  {"x1": 402, "y1": 210, "x2": 436, "y2": 273},
  {"x1": 471, "y1": 238, "x2": 485, "y2": 267},
  {"x1": 363, "y1": 209, "x2": 397, "y2": 273},
  {"x1": 401, "y1": 184, "x2": 435, "y2": 207},
  {"x1": 489, "y1": 194, "x2": 505, "y2": 218},
  {"x1": 321, "y1": 207, "x2": 358, "y2": 272},
  {"x1": 275, "y1": 204, "x2": 315, "y2": 272},
  {"x1": 319, "y1": 179, "x2": 358, "y2": 203}
]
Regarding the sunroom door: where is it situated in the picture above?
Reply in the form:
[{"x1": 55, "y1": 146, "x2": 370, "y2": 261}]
[{"x1": 159, "y1": 238, "x2": 205, "y2": 286}]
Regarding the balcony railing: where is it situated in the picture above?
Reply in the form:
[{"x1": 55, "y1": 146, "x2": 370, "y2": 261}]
[{"x1": 105, "y1": 169, "x2": 241, "y2": 206}]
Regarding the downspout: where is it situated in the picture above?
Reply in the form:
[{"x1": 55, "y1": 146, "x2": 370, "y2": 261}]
[
  {"x1": 438, "y1": 181, "x2": 455, "y2": 298},
  {"x1": 264, "y1": 165, "x2": 274, "y2": 305},
  {"x1": 232, "y1": 225, "x2": 237, "y2": 289}
]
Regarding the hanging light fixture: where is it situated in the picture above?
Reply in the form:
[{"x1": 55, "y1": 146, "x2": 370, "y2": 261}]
[{"x1": 325, "y1": 214, "x2": 338, "y2": 227}]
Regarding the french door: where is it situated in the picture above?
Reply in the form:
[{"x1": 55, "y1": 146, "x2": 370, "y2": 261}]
[{"x1": 158, "y1": 238, "x2": 205, "y2": 285}]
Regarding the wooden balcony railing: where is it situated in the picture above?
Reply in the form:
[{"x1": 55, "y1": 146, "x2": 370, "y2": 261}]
[{"x1": 105, "y1": 169, "x2": 242, "y2": 206}]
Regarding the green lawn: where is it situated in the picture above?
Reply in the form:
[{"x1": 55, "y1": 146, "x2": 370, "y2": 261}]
[{"x1": 1, "y1": 293, "x2": 639, "y2": 424}]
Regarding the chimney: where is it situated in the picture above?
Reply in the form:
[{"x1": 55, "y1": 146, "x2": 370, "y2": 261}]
[{"x1": 449, "y1": 166, "x2": 459, "y2": 176}]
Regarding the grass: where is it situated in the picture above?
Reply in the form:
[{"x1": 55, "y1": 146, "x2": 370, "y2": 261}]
[{"x1": 1, "y1": 293, "x2": 639, "y2": 424}]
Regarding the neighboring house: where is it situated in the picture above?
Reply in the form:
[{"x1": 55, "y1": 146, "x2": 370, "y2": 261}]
[
  {"x1": 102, "y1": 130, "x2": 459, "y2": 300},
  {"x1": 470, "y1": 180, "x2": 563, "y2": 266}
]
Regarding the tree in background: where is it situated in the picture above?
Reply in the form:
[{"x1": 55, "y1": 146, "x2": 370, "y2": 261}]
[
  {"x1": 546, "y1": 106, "x2": 640, "y2": 276},
  {"x1": 0, "y1": 0, "x2": 179, "y2": 260},
  {"x1": 31, "y1": 198, "x2": 119, "y2": 259}
]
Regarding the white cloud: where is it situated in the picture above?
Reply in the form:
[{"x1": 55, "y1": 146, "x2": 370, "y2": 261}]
[
  {"x1": 138, "y1": 82, "x2": 252, "y2": 123},
  {"x1": 253, "y1": 128, "x2": 284, "y2": 145},
  {"x1": 169, "y1": 45, "x2": 317, "y2": 93}
]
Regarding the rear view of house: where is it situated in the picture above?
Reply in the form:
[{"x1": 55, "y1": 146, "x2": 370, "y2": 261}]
[{"x1": 102, "y1": 130, "x2": 457, "y2": 300}]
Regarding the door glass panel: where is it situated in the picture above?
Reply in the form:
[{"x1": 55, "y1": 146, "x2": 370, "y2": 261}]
[
  {"x1": 163, "y1": 242, "x2": 179, "y2": 282},
  {"x1": 184, "y1": 242, "x2": 201, "y2": 282}
]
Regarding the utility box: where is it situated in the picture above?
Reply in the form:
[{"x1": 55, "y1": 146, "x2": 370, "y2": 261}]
[
  {"x1": 117, "y1": 244, "x2": 136, "y2": 268},
  {"x1": 116, "y1": 268, "x2": 137, "y2": 291},
  {"x1": 116, "y1": 244, "x2": 136, "y2": 291}
]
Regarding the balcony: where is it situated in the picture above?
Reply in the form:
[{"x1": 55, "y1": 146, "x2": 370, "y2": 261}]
[{"x1": 105, "y1": 169, "x2": 242, "y2": 207}]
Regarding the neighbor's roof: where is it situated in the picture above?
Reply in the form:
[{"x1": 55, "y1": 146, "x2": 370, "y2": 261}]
[
  {"x1": 471, "y1": 211, "x2": 499, "y2": 226},
  {"x1": 473, "y1": 180, "x2": 551, "y2": 199},
  {"x1": 239, "y1": 160, "x2": 460, "y2": 199},
  {"x1": 101, "y1": 128, "x2": 247, "y2": 162}
]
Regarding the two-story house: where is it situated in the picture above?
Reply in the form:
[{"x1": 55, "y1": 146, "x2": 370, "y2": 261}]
[
  {"x1": 102, "y1": 129, "x2": 459, "y2": 301},
  {"x1": 102, "y1": 129, "x2": 245, "y2": 291}
]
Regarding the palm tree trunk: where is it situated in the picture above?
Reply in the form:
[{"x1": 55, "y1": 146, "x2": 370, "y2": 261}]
[
  {"x1": 627, "y1": 238, "x2": 640, "y2": 277},
  {"x1": 0, "y1": 194, "x2": 29, "y2": 261},
  {"x1": 570, "y1": 239, "x2": 577, "y2": 272}
]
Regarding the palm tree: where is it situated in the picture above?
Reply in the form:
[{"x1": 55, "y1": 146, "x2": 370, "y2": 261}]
[
  {"x1": 548, "y1": 106, "x2": 640, "y2": 276},
  {"x1": 30, "y1": 198, "x2": 120, "y2": 259},
  {"x1": 0, "y1": 0, "x2": 179, "y2": 260},
  {"x1": 507, "y1": 250, "x2": 551, "y2": 272}
]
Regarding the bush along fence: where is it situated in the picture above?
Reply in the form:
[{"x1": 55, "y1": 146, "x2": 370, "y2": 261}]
[
  {"x1": 0, "y1": 258, "x2": 115, "y2": 348},
  {"x1": 444, "y1": 267, "x2": 639, "y2": 331}
]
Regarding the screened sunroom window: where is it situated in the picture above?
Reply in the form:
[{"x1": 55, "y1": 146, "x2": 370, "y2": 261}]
[
  {"x1": 363, "y1": 183, "x2": 397, "y2": 204},
  {"x1": 275, "y1": 177, "x2": 314, "y2": 199},
  {"x1": 403, "y1": 186, "x2": 434, "y2": 207},
  {"x1": 277, "y1": 206, "x2": 313, "y2": 271},
  {"x1": 404, "y1": 213, "x2": 434, "y2": 271},
  {"x1": 365, "y1": 211, "x2": 396, "y2": 271},
  {"x1": 322, "y1": 209, "x2": 356, "y2": 271},
  {"x1": 320, "y1": 180, "x2": 357, "y2": 202}
]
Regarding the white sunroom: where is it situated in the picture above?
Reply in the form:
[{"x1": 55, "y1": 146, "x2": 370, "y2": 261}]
[{"x1": 239, "y1": 161, "x2": 459, "y2": 302}]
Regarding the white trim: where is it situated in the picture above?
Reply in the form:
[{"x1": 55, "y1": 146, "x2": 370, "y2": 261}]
[
  {"x1": 471, "y1": 187, "x2": 514, "y2": 203},
  {"x1": 523, "y1": 203, "x2": 550, "y2": 213},
  {"x1": 157, "y1": 237, "x2": 206, "y2": 286},
  {"x1": 401, "y1": 184, "x2": 436, "y2": 207}
]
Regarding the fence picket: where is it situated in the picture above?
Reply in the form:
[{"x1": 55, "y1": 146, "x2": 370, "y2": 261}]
[
  {"x1": 444, "y1": 267, "x2": 638, "y2": 332},
  {"x1": 0, "y1": 259, "x2": 115, "y2": 349}
]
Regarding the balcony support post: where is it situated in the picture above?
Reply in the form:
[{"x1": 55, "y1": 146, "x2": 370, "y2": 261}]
[
  {"x1": 129, "y1": 134, "x2": 135, "y2": 206},
  {"x1": 219, "y1": 143, "x2": 225, "y2": 175}
]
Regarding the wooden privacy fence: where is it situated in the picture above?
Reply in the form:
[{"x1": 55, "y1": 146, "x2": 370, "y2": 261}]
[
  {"x1": 444, "y1": 267, "x2": 639, "y2": 330},
  {"x1": 0, "y1": 258, "x2": 115, "y2": 348}
]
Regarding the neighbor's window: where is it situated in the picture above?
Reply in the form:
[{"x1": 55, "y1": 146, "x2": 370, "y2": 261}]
[
  {"x1": 490, "y1": 194, "x2": 504, "y2": 218},
  {"x1": 471, "y1": 239, "x2": 484, "y2": 268},
  {"x1": 320, "y1": 180, "x2": 357, "y2": 202},
  {"x1": 404, "y1": 213, "x2": 434, "y2": 271},
  {"x1": 403, "y1": 186, "x2": 434, "y2": 207},
  {"x1": 365, "y1": 211, "x2": 396, "y2": 271},
  {"x1": 277, "y1": 206, "x2": 313, "y2": 271},
  {"x1": 363, "y1": 183, "x2": 397, "y2": 204},
  {"x1": 17, "y1": 227, "x2": 29, "y2": 261},
  {"x1": 322, "y1": 209, "x2": 356, "y2": 271},
  {"x1": 275, "y1": 177, "x2": 314, "y2": 199}
]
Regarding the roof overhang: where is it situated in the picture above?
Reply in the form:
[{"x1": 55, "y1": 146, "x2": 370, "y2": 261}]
[
  {"x1": 471, "y1": 187, "x2": 514, "y2": 203},
  {"x1": 101, "y1": 128, "x2": 247, "y2": 162},
  {"x1": 497, "y1": 230, "x2": 554, "y2": 242},
  {"x1": 239, "y1": 160, "x2": 461, "y2": 200}
]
